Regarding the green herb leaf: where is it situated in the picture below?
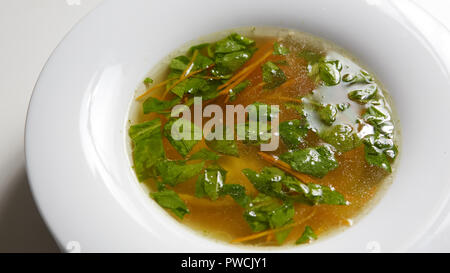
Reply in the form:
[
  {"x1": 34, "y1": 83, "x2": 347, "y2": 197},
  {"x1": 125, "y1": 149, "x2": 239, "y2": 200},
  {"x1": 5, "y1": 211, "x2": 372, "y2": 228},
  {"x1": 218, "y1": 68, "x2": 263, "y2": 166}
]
[
  {"x1": 228, "y1": 80, "x2": 250, "y2": 102},
  {"x1": 301, "y1": 183, "x2": 347, "y2": 205},
  {"x1": 279, "y1": 120, "x2": 309, "y2": 148},
  {"x1": 192, "y1": 54, "x2": 214, "y2": 70},
  {"x1": 164, "y1": 118, "x2": 201, "y2": 157},
  {"x1": 319, "y1": 60, "x2": 342, "y2": 86},
  {"x1": 363, "y1": 133, "x2": 397, "y2": 172},
  {"x1": 170, "y1": 56, "x2": 190, "y2": 71},
  {"x1": 189, "y1": 148, "x2": 220, "y2": 161},
  {"x1": 318, "y1": 104, "x2": 338, "y2": 126},
  {"x1": 215, "y1": 38, "x2": 246, "y2": 54},
  {"x1": 247, "y1": 102, "x2": 279, "y2": 121},
  {"x1": 280, "y1": 145, "x2": 338, "y2": 178},
  {"x1": 337, "y1": 102, "x2": 350, "y2": 111},
  {"x1": 195, "y1": 165, "x2": 227, "y2": 200},
  {"x1": 275, "y1": 228, "x2": 292, "y2": 245},
  {"x1": 262, "y1": 61, "x2": 287, "y2": 89},
  {"x1": 348, "y1": 85, "x2": 378, "y2": 103},
  {"x1": 214, "y1": 33, "x2": 255, "y2": 54},
  {"x1": 171, "y1": 77, "x2": 209, "y2": 98},
  {"x1": 243, "y1": 194, "x2": 294, "y2": 232},
  {"x1": 221, "y1": 184, "x2": 250, "y2": 207},
  {"x1": 273, "y1": 42, "x2": 290, "y2": 55},
  {"x1": 320, "y1": 124, "x2": 361, "y2": 153},
  {"x1": 298, "y1": 50, "x2": 323, "y2": 63},
  {"x1": 342, "y1": 70, "x2": 374, "y2": 85},
  {"x1": 169, "y1": 54, "x2": 213, "y2": 72},
  {"x1": 230, "y1": 33, "x2": 255, "y2": 47},
  {"x1": 363, "y1": 104, "x2": 394, "y2": 137},
  {"x1": 243, "y1": 167, "x2": 346, "y2": 205},
  {"x1": 236, "y1": 121, "x2": 271, "y2": 145},
  {"x1": 143, "y1": 97, "x2": 181, "y2": 114},
  {"x1": 151, "y1": 189, "x2": 189, "y2": 219},
  {"x1": 242, "y1": 167, "x2": 286, "y2": 199},
  {"x1": 155, "y1": 160, "x2": 204, "y2": 186},
  {"x1": 205, "y1": 126, "x2": 239, "y2": 157},
  {"x1": 295, "y1": 226, "x2": 317, "y2": 244},
  {"x1": 188, "y1": 43, "x2": 210, "y2": 54},
  {"x1": 143, "y1": 77, "x2": 153, "y2": 85},
  {"x1": 129, "y1": 119, "x2": 165, "y2": 181},
  {"x1": 215, "y1": 50, "x2": 254, "y2": 74}
]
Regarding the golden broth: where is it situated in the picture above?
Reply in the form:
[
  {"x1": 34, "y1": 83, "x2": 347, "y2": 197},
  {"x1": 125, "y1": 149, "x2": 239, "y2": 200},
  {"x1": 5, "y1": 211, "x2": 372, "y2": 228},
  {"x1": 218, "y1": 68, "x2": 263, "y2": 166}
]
[{"x1": 130, "y1": 28, "x2": 399, "y2": 246}]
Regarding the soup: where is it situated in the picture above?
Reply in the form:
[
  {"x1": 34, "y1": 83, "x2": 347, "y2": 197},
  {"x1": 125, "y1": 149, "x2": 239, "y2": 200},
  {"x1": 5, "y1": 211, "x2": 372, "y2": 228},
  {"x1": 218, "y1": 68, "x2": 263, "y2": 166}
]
[{"x1": 128, "y1": 27, "x2": 399, "y2": 246}]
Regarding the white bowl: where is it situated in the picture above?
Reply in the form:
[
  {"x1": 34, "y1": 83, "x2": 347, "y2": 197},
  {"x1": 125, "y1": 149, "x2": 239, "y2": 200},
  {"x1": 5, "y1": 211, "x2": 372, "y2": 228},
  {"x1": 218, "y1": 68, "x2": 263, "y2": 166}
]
[{"x1": 25, "y1": 0, "x2": 450, "y2": 252}]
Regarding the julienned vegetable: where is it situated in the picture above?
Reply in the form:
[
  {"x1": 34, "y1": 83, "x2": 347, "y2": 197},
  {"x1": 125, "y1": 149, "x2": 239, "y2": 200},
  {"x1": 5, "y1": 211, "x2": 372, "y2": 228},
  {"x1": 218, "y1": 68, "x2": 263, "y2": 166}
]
[{"x1": 129, "y1": 30, "x2": 399, "y2": 246}]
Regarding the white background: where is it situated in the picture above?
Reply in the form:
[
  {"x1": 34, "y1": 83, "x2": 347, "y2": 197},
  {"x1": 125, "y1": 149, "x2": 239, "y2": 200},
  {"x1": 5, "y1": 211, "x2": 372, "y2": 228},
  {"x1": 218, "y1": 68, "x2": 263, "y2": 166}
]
[{"x1": 0, "y1": 0, "x2": 448, "y2": 252}]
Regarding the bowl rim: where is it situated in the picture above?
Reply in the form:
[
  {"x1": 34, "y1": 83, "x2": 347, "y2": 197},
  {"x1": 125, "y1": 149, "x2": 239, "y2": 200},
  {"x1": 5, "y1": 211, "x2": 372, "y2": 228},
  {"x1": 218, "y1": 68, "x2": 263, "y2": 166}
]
[{"x1": 25, "y1": 0, "x2": 450, "y2": 252}]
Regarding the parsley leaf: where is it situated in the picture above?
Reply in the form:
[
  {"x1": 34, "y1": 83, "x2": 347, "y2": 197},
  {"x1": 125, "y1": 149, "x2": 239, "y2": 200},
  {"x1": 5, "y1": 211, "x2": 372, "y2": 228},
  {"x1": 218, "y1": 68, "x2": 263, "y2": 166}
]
[
  {"x1": 170, "y1": 54, "x2": 213, "y2": 72},
  {"x1": 170, "y1": 56, "x2": 190, "y2": 71},
  {"x1": 215, "y1": 50, "x2": 254, "y2": 74},
  {"x1": 151, "y1": 189, "x2": 189, "y2": 219},
  {"x1": 318, "y1": 104, "x2": 338, "y2": 126},
  {"x1": 143, "y1": 77, "x2": 153, "y2": 85},
  {"x1": 243, "y1": 194, "x2": 294, "y2": 232},
  {"x1": 247, "y1": 102, "x2": 279, "y2": 121},
  {"x1": 242, "y1": 167, "x2": 286, "y2": 199},
  {"x1": 295, "y1": 226, "x2": 317, "y2": 244},
  {"x1": 337, "y1": 102, "x2": 350, "y2": 111},
  {"x1": 188, "y1": 43, "x2": 210, "y2": 54},
  {"x1": 273, "y1": 42, "x2": 290, "y2": 55},
  {"x1": 129, "y1": 119, "x2": 165, "y2": 181},
  {"x1": 155, "y1": 160, "x2": 204, "y2": 186},
  {"x1": 205, "y1": 126, "x2": 239, "y2": 157},
  {"x1": 189, "y1": 148, "x2": 220, "y2": 161},
  {"x1": 363, "y1": 133, "x2": 398, "y2": 172},
  {"x1": 298, "y1": 50, "x2": 323, "y2": 63},
  {"x1": 221, "y1": 184, "x2": 251, "y2": 208},
  {"x1": 171, "y1": 78, "x2": 209, "y2": 98},
  {"x1": 236, "y1": 121, "x2": 271, "y2": 145},
  {"x1": 299, "y1": 51, "x2": 342, "y2": 87},
  {"x1": 195, "y1": 165, "x2": 227, "y2": 200},
  {"x1": 262, "y1": 61, "x2": 287, "y2": 89},
  {"x1": 320, "y1": 124, "x2": 361, "y2": 153},
  {"x1": 228, "y1": 80, "x2": 250, "y2": 102},
  {"x1": 279, "y1": 120, "x2": 309, "y2": 148},
  {"x1": 242, "y1": 167, "x2": 346, "y2": 205},
  {"x1": 348, "y1": 85, "x2": 378, "y2": 104},
  {"x1": 164, "y1": 118, "x2": 201, "y2": 157},
  {"x1": 143, "y1": 97, "x2": 181, "y2": 114},
  {"x1": 318, "y1": 60, "x2": 342, "y2": 86},
  {"x1": 280, "y1": 145, "x2": 339, "y2": 178},
  {"x1": 215, "y1": 33, "x2": 255, "y2": 54},
  {"x1": 342, "y1": 70, "x2": 374, "y2": 85},
  {"x1": 363, "y1": 104, "x2": 394, "y2": 137}
]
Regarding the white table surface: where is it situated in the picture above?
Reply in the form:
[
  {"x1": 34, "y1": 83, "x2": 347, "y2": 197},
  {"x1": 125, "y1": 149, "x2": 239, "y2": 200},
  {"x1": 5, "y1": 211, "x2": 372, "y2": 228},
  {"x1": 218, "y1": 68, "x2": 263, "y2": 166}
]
[{"x1": 0, "y1": 0, "x2": 448, "y2": 253}]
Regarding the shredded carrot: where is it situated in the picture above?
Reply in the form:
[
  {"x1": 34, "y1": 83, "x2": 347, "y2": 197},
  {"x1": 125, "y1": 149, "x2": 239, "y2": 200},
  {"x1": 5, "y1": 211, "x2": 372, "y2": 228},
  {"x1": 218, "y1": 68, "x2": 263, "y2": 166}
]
[
  {"x1": 230, "y1": 208, "x2": 317, "y2": 243},
  {"x1": 135, "y1": 79, "x2": 171, "y2": 101},
  {"x1": 218, "y1": 41, "x2": 275, "y2": 90},
  {"x1": 279, "y1": 78, "x2": 296, "y2": 89},
  {"x1": 195, "y1": 76, "x2": 223, "y2": 80},
  {"x1": 218, "y1": 49, "x2": 273, "y2": 92},
  {"x1": 161, "y1": 64, "x2": 214, "y2": 99},
  {"x1": 258, "y1": 152, "x2": 316, "y2": 183}
]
